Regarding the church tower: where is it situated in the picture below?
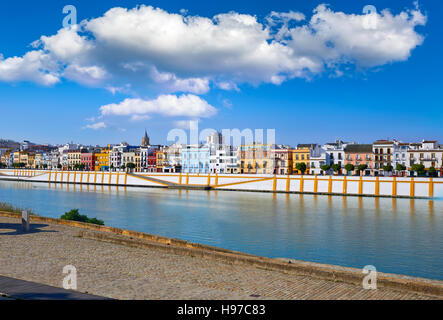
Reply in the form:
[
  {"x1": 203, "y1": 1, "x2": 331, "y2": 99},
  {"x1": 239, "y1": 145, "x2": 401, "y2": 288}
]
[{"x1": 141, "y1": 129, "x2": 150, "y2": 147}]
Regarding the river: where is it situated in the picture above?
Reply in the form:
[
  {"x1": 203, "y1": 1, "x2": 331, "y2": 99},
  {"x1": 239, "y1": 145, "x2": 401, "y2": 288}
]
[{"x1": 0, "y1": 180, "x2": 442, "y2": 280}]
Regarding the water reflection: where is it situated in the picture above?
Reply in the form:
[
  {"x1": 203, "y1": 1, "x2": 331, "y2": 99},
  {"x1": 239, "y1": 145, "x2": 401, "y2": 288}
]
[{"x1": 0, "y1": 181, "x2": 442, "y2": 280}]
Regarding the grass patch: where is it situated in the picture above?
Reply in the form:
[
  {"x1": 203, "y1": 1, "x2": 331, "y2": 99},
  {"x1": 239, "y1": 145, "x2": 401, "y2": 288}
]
[
  {"x1": 61, "y1": 209, "x2": 104, "y2": 226},
  {"x1": 0, "y1": 202, "x2": 35, "y2": 215}
]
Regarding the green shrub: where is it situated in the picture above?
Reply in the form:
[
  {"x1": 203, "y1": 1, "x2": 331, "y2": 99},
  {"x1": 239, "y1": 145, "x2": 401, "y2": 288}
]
[{"x1": 61, "y1": 209, "x2": 104, "y2": 226}]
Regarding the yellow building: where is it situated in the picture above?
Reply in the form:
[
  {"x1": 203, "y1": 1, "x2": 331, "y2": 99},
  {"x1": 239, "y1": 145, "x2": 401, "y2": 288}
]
[
  {"x1": 292, "y1": 146, "x2": 311, "y2": 174},
  {"x1": 239, "y1": 144, "x2": 274, "y2": 174},
  {"x1": 67, "y1": 150, "x2": 82, "y2": 170},
  {"x1": 156, "y1": 150, "x2": 164, "y2": 173},
  {"x1": 95, "y1": 147, "x2": 111, "y2": 171},
  {"x1": 27, "y1": 153, "x2": 36, "y2": 169},
  {"x1": 13, "y1": 151, "x2": 33, "y2": 168}
]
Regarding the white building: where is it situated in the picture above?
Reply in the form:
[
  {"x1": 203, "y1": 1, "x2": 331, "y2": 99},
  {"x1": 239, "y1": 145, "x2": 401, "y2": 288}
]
[
  {"x1": 407, "y1": 140, "x2": 443, "y2": 176},
  {"x1": 322, "y1": 140, "x2": 352, "y2": 169},
  {"x1": 209, "y1": 145, "x2": 239, "y2": 174},
  {"x1": 392, "y1": 141, "x2": 410, "y2": 173},
  {"x1": 110, "y1": 142, "x2": 129, "y2": 170},
  {"x1": 162, "y1": 143, "x2": 183, "y2": 173},
  {"x1": 309, "y1": 150, "x2": 330, "y2": 175}
]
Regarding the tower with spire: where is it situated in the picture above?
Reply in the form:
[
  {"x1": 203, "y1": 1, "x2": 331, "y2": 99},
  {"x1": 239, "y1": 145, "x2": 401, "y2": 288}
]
[{"x1": 141, "y1": 129, "x2": 150, "y2": 147}]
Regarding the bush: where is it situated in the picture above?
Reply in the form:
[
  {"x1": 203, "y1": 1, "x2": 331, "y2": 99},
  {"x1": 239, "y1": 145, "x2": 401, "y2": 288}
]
[{"x1": 61, "y1": 209, "x2": 104, "y2": 226}]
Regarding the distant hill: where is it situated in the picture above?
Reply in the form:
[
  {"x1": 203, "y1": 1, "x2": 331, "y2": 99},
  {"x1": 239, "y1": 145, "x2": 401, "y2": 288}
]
[{"x1": 0, "y1": 139, "x2": 20, "y2": 150}]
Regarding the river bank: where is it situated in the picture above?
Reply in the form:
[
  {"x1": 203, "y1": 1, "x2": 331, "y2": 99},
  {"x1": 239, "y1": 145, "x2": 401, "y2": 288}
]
[{"x1": 0, "y1": 212, "x2": 442, "y2": 300}]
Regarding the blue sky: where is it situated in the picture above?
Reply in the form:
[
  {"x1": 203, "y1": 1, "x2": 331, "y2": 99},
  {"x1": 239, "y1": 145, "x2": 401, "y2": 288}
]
[{"x1": 0, "y1": 0, "x2": 441, "y2": 146}]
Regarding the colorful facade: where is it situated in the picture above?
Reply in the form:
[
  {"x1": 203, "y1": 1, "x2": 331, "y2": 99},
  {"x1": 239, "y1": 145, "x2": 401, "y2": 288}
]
[
  {"x1": 239, "y1": 144, "x2": 274, "y2": 174},
  {"x1": 81, "y1": 153, "x2": 96, "y2": 171},
  {"x1": 95, "y1": 147, "x2": 111, "y2": 171},
  {"x1": 344, "y1": 144, "x2": 373, "y2": 176}
]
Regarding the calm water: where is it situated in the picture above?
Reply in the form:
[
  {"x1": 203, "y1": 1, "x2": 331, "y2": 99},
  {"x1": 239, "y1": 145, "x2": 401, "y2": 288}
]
[{"x1": 0, "y1": 180, "x2": 442, "y2": 280}]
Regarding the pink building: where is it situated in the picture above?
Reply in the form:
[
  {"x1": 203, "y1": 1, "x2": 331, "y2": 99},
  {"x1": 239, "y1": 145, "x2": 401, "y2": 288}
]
[
  {"x1": 344, "y1": 144, "x2": 373, "y2": 176},
  {"x1": 81, "y1": 153, "x2": 96, "y2": 171}
]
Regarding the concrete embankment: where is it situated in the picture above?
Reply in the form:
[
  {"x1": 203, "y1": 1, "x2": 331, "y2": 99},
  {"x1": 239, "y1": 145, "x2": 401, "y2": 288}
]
[
  {"x1": 1, "y1": 169, "x2": 442, "y2": 199},
  {"x1": 0, "y1": 211, "x2": 442, "y2": 299}
]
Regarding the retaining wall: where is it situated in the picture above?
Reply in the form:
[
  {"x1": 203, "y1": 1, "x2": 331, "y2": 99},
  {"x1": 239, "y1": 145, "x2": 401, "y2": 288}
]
[{"x1": 1, "y1": 169, "x2": 442, "y2": 199}]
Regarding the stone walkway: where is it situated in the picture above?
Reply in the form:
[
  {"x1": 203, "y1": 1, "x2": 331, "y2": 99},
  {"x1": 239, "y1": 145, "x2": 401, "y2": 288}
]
[
  {"x1": 0, "y1": 216, "x2": 439, "y2": 300},
  {"x1": 0, "y1": 275, "x2": 108, "y2": 300}
]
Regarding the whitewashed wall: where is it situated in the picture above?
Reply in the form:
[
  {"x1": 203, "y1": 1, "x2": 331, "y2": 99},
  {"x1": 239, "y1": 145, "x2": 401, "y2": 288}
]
[{"x1": 1, "y1": 169, "x2": 441, "y2": 199}]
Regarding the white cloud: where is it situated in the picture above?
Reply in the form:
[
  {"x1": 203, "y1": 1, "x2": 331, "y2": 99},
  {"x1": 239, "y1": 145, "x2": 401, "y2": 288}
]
[
  {"x1": 63, "y1": 64, "x2": 108, "y2": 86},
  {"x1": 130, "y1": 114, "x2": 151, "y2": 122},
  {"x1": 150, "y1": 67, "x2": 210, "y2": 94},
  {"x1": 0, "y1": 50, "x2": 59, "y2": 85},
  {"x1": 284, "y1": 4, "x2": 427, "y2": 68},
  {"x1": 100, "y1": 94, "x2": 217, "y2": 119},
  {"x1": 0, "y1": 4, "x2": 427, "y2": 93},
  {"x1": 84, "y1": 121, "x2": 107, "y2": 130}
]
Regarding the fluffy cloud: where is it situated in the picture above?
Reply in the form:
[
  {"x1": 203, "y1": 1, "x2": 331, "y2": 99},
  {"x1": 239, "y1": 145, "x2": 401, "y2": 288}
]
[
  {"x1": 100, "y1": 94, "x2": 217, "y2": 119},
  {"x1": 0, "y1": 50, "x2": 59, "y2": 85},
  {"x1": 84, "y1": 121, "x2": 107, "y2": 130},
  {"x1": 0, "y1": 3, "x2": 427, "y2": 92}
]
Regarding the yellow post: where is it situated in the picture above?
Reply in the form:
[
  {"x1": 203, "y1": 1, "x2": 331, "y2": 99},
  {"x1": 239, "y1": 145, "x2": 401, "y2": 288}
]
[
  {"x1": 314, "y1": 175, "x2": 318, "y2": 193},
  {"x1": 186, "y1": 173, "x2": 190, "y2": 185},
  {"x1": 60, "y1": 172, "x2": 63, "y2": 183},
  {"x1": 359, "y1": 176, "x2": 363, "y2": 195},
  {"x1": 429, "y1": 178, "x2": 434, "y2": 198},
  {"x1": 116, "y1": 173, "x2": 120, "y2": 185},
  {"x1": 94, "y1": 171, "x2": 98, "y2": 184},
  {"x1": 215, "y1": 174, "x2": 219, "y2": 186},
  {"x1": 273, "y1": 175, "x2": 277, "y2": 192},
  {"x1": 124, "y1": 173, "x2": 128, "y2": 185},
  {"x1": 101, "y1": 171, "x2": 105, "y2": 184},
  {"x1": 410, "y1": 178, "x2": 415, "y2": 197},
  {"x1": 328, "y1": 175, "x2": 333, "y2": 194},
  {"x1": 80, "y1": 172, "x2": 83, "y2": 183},
  {"x1": 300, "y1": 175, "x2": 304, "y2": 193},
  {"x1": 48, "y1": 171, "x2": 52, "y2": 182},
  {"x1": 286, "y1": 175, "x2": 290, "y2": 192},
  {"x1": 179, "y1": 172, "x2": 182, "y2": 185},
  {"x1": 109, "y1": 171, "x2": 112, "y2": 184},
  {"x1": 392, "y1": 177, "x2": 397, "y2": 196},
  {"x1": 67, "y1": 172, "x2": 70, "y2": 183},
  {"x1": 73, "y1": 171, "x2": 77, "y2": 183},
  {"x1": 343, "y1": 176, "x2": 347, "y2": 194},
  {"x1": 207, "y1": 173, "x2": 211, "y2": 186},
  {"x1": 87, "y1": 172, "x2": 90, "y2": 184},
  {"x1": 375, "y1": 177, "x2": 380, "y2": 196}
]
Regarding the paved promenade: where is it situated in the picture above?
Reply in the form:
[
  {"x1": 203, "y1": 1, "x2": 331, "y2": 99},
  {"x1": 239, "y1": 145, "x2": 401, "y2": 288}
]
[
  {"x1": 0, "y1": 216, "x2": 440, "y2": 300},
  {"x1": 0, "y1": 275, "x2": 107, "y2": 300}
]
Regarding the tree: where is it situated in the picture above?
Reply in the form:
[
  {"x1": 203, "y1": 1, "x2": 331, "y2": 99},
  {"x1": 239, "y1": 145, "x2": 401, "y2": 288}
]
[
  {"x1": 320, "y1": 164, "x2": 331, "y2": 174},
  {"x1": 110, "y1": 164, "x2": 114, "y2": 172},
  {"x1": 42, "y1": 164, "x2": 48, "y2": 169},
  {"x1": 429, "y1": 167, "x2": 437, "y2": 177},
  {"x1": 57, "y1": 164, "x2": 62, "y2": 170},
  {"x1": 382, "y1": 165, "x2": 393, "y2": 176},
  {"x1": 357, "y1": 164, "x2": 368, "y2": 176},
  {"x1": 126, "y1": 163, "x2": 136, "y2": 172},
  {"x1": 295, "y1": 162, "x2": 307, "y2": 175},
  {"x1": 411, "y1": 164, "x2": 425, "y2": 176},
  {"x1": 331, "y1": 164, "x2": 341, "y2": 175},
  {"x1": 396, "y1": 163, "x2": 406, "y2": 172},
  {"x1": 344, "y1": 164, "x2": 355, "y2": 175}
]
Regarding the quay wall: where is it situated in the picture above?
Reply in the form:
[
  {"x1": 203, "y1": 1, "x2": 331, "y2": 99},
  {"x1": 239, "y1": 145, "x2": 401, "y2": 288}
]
[{"x1": 1, "y1": 169, "x2": 442, "y2": 199}]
